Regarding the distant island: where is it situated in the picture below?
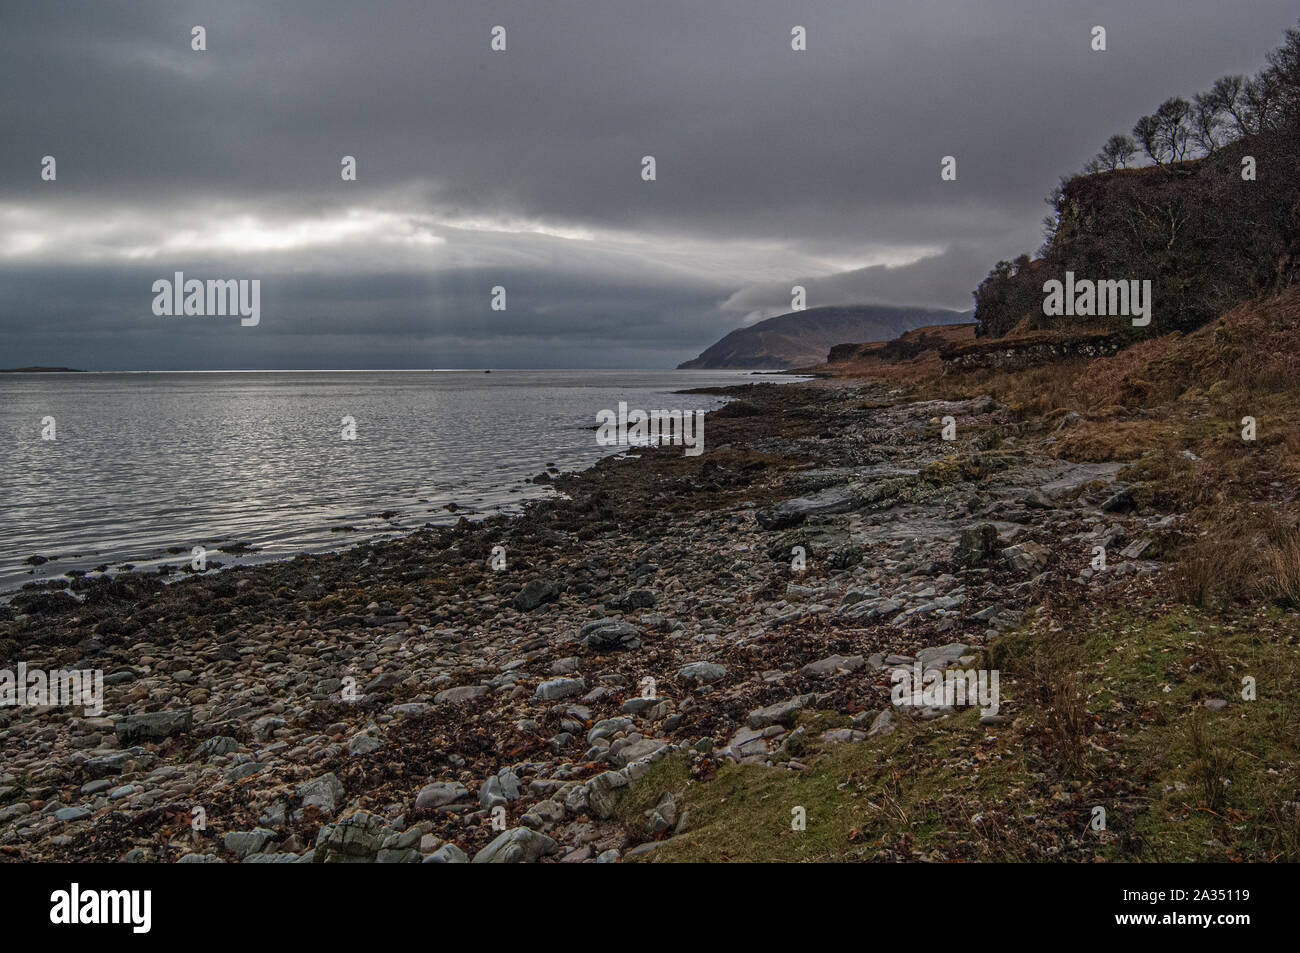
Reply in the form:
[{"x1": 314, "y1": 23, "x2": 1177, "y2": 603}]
[{"x1": 0, "y1": 366, "x2": 84, "y2": 373}]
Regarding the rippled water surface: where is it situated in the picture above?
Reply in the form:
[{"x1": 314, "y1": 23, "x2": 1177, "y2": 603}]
[{"x1": 0, "y1": 369, "x2": 774, "y2": 590}]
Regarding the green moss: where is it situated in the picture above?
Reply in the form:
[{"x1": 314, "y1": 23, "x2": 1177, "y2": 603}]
[{"x1": 625, "y1": 602, "x2": 1300, "y2": 862}]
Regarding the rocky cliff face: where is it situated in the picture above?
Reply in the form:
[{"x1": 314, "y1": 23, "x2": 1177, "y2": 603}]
[
  {"x1": 939, "y1": 329, "x2": 1127, "y2": 373},
  {"x1": 973, "y1": 108, "x2": 1299, "y2": 340}
]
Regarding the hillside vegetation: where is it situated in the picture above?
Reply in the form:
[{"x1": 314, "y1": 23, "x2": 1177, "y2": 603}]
[{"x1": 974, "y1": 24, "x2": 1300, "y2": 339}]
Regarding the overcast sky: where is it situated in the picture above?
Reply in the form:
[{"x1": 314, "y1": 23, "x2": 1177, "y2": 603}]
[{"x1": 2, "y1": 0, "x2": 1294, "y2": 369}]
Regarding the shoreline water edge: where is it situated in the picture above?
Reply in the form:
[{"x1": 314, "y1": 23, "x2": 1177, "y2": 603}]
[{"x1": 0, "y1": 377, "x2": 1195, "y2": 861}]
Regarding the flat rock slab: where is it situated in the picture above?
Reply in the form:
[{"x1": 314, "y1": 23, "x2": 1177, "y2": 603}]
[
  {"x1": 434, "y1": 685, "x2": 488, "y2": 704},
  {"x1": 608, "y1": 738, "x2": 667, "y2": 768},
  {"x1": 114, "y1": 709, "x2": 192, "y2": 746},
  {"x1": 1037, "y1": 462, "x2": 1122, "y2": 499},
  {"x1": 535, "y1": 677, "x2": 586, "y2": 700},
  {"x1": 679, "y1": 661, "x2": 727, "y2": 684},
  {"x1": 746, "y1": 694, "x2": 813, "y2": 729},
  {"x1": 801, "y1": 654, "x2": 865, "y2": 678},
  {"x1": 757, "y1": 487, "x2": 860, "y2": 529},
  {"x1": 580, "y1": 618, "x2": 643, "y2": 650}
]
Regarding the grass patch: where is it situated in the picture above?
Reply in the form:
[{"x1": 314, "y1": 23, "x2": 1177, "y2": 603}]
[{"x1": 626, "y1": 602, "x2": 1300, "y2": 862}]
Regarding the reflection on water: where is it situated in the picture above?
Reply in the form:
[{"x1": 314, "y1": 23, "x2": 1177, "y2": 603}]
[{"x1": 0, "y1": 369, "x2": 773, "y2": 590}]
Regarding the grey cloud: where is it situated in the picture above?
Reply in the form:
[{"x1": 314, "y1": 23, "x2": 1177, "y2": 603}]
[{"x1": 1, "y1": 1, "x2": 1295, "y2": 367}]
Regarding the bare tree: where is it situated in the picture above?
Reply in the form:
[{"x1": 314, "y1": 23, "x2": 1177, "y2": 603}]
[
  {"x1": 1154, "y1": 97, "x2": 1192, "y2": 161},
  {"x1": 1099, "y1": 133, "x2": 1137, "y2": 169},
  {"x1": 1039, "y1": 180, "x2": 1066, "y2": 254},
  {"x1": 1132, "y1": 114, "x2": 1163, "y2": 164},
  {"x1": 1211, "y1": 75, "x2": 1249, "y2": 137},
  {"x1": 1190, "y1": 91, "x2": 1225, "y2": 154},
  {"x1": 1264, "y1": 23, "x2": 1300, "y2": 121},
  {"x1": 1242, "y1": 72, "x2": 1281, "y2": 133}
]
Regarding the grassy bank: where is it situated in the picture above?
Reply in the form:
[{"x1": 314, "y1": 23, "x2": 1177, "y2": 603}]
[{"x1": 624, "y1": 598, "x2": 1300, "y2": 862}]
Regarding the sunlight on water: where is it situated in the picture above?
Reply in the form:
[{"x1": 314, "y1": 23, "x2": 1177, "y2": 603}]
[{"x1": 0, "y1": 369, "x2": 778, "y2": 590}]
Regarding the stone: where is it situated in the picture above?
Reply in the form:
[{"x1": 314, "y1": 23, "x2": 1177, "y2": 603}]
[
  {"x1": 820, "y1": 728, "x2": 867, "y2": 744},
  {"x1": 478, "y1": 770, "x2": 522, "y2": 809},
  {"x1": 314, "y1": 811, "x2": 385, "y2": 863},
  {"x1": 535, "y1": 676, "x2": 586, "y2": 700},
  {"x1": 1120, "y1": 538, "x2": 1153, "y2": 560},
  {"x1": 800, "y1": 654, "x2": 864, "y2": 678},
  {"x1": 244, "y1": 852, "x2": 306, "y2": 864},
  {"x1": 1002, "y1": 541, "x2": 1050, "y2": 574},
  {"x1": 645, "y1": 791, "x2": 679, "y2": 834},
  {"x1": 550, "y1": 657, "x2": 581, "y2": 674},
  {"x1": 190, "y1": 735, "x2": 240, "y2": 760},
  {"x1": 915, "y1": 643, "x2": 970, "y2": 672},
  {"x1": 678, "y1": 661, "x2": 726, "y2": 684},
  {"x1": 520, "y1": 799, "x2": 565, "y2": 830},
  {"x1": 472, "y1": 827, "x2": 557, "y2": 863},
  {"x1": 620, "y1": 696, "x2": 668, "y2": 717},
  {"x1": 756, "y1": 487, "x2": 858, "y2": 529},
  {"x1": 954, "y1": 523, "x2": 999, "y2": 566},
  {"x1": 85, "y1": 748, "x2": 156, "y2": 777},
  {"x1": 114, "y1": 708, "x2": 192, "y2": 746},
  {"x1": 867, "y1": 709, "x2": 895, "y2": 737},
  {"x1": 252, "y1": 716, "x2": 285, "y2": 740},
  {"x1": 364, "y1": 672, "x2": 401, "y2": 692},
  {"x1": 586, "y1": 770, "x2": 630, "y2": 819},
  {"x1": 347, "y1": 733, "x2": 383, "y2": 756},
  {"x1": 375, "y1": 848, "x2": 422, "y2": 863},
  {"x1": 746, "y1": 695, "x2": 811, "y2": 729},
  {"x1": 415, "y1": 781, "x2": 469, "y2": 811},
  {"x1": 224, "y1": 828, "x2": 275, "y2": 858},
  {"x1": 514, "y1": 578, "x2": 560, "y2": 612},
  {"x1": 423, "y1": 843, "x2": 470, "y2": 863},
  {"x1": 587, "y1": 716, "x2": 633, "y2": 743},
  {"x1": 580, "y1": 617, "x2": 643, "y2": 651},
  {"x1": 609, "y1": 738, "x2": 667, "y2": 768},
  {"x1": 296, "y1": 772, "x2": 345, "y2": 814},
  {"x1": 435, "y1": 685, "x2": 488, "y2": 704}
]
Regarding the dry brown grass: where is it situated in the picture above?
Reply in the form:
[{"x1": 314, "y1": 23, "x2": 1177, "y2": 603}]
[
  {"x1": 1261, "y1": 527, "x2": 1300, "y2": 608},
  {"x1": 1053, "y1": 418, "x2": 1175, "y2": 462},
  {"x1": 1025, "y1": 645, "x2": 1091, "y2": 776},
  {"x1": 917, "y1": 359, "x2": 1089, "y2": 417},
  {"x1": 1168, "y1": 509, "x2": 1300, "y2": 609},
  {"x1": 1082, "y1": 333, "x2": 1183, "y2": 410},
  {"x1": 1171, "y1": 534, "x2": 1234, "y2": 608},
  {"x1": 923, "y1": 287, "x2": 1300, "y2": 428}
]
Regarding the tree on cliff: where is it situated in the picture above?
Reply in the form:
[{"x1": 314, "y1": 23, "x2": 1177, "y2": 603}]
[{"x1": 974, "y1": 19, "x2": 1300, "y2": 340}]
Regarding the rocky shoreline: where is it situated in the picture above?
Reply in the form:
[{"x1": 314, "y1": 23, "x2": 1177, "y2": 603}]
[{"x1": 0, "y1": 378, "x2": 1172, "y2": 862}]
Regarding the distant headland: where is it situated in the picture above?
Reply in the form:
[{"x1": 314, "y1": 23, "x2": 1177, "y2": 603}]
[{"x1": 0, "y1": 366, "x2": 84, "y2": 373}]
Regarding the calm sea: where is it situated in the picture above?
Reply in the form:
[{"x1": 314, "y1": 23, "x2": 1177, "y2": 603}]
[{"x1": 0, "y1": 369, "x2": 778, "y2": 592}]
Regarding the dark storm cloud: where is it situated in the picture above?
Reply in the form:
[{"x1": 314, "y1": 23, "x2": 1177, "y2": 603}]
[{"x1": 1, "y1": 0, "x2": 1295, "y2": 368}]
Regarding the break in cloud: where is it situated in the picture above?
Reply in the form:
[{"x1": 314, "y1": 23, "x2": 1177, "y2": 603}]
[{"x1": 1, "y1": 0, "x2": 1294, "y2": 368}]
